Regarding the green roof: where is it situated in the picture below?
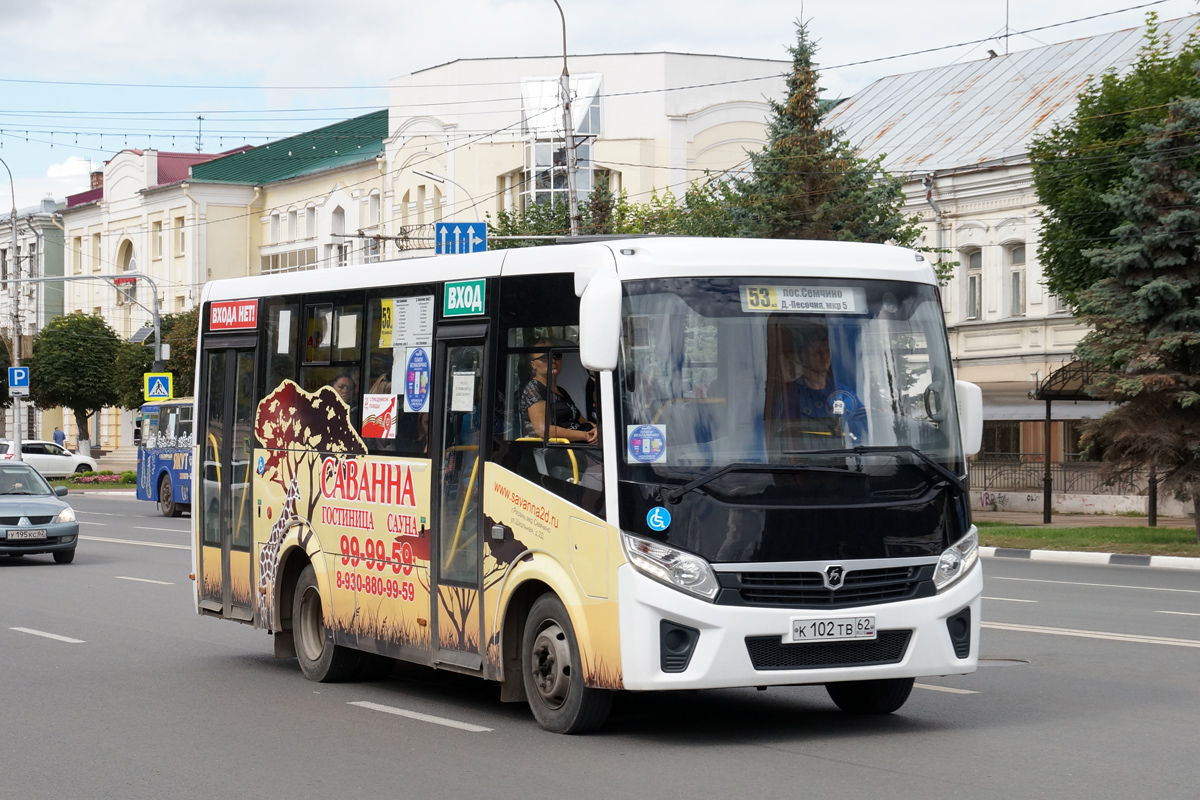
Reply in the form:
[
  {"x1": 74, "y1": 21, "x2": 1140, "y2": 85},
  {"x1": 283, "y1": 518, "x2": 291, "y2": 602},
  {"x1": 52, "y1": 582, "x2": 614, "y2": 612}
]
[{"x1": 190, "y1": 110, "x2": 387, "y2": 185}]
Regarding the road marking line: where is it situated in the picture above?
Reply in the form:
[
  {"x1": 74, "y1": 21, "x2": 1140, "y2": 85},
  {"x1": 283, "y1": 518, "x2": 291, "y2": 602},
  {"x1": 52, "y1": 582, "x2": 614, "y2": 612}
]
[
  {"x1": 982, "y1": 621, "x2": 1200, "y2": 648},
  {"x1": 914, "y1": 683, "x2": 978, "y2": 694},
  {"x1": 80, "y1": 535, "x2": 188, "y2": 551},
  {"x1": 991, "y1": 576, "x2": 1200, "y2": 595},
  {"x1": 79, "y1": 521, "x2": 108, "y2": 526},
  {"x1": 348, "y1": 701, "x2": 492, "y2": 732},
  {"x1": 983, "y1": 596, "x2": 1038, "y2": 603},
  {"x1": 115, "y1": 576, "x2": 174, "y2": 585},
  {"x1": 132, "y1": 526, "x2": 186, "y2": 533},
  {"x1": 1155, "y1": 610, "x2": 1200, "y2": 617},
  {"x1": 10, "y1": 627, "x2": 85, "y2": 643}
]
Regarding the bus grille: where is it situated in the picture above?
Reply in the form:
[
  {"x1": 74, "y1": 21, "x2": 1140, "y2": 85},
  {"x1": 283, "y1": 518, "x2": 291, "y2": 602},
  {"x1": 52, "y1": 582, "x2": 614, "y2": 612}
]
[
  {"x1": 745, "y1": 630, "x2": 912, "y2": 671},
  {"x1": 726, "y1": 565, "x2": 934, "y2": 609}
]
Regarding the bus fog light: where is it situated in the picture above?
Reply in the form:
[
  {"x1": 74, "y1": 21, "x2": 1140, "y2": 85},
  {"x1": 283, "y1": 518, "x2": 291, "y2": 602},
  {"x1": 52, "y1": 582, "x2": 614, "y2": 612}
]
[
  {"x1": 622, "y1": 532, "x2": 719, "y2": 601},
  {"x1": 934, "y1": 527, "x2": 978, "y2": 591}
]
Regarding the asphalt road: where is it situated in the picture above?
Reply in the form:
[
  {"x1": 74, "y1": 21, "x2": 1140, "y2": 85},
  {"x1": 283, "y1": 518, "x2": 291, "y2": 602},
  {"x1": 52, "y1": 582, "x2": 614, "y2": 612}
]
[{"x1": 2, "y1": 493, "x2": 1198, "y2": 799}]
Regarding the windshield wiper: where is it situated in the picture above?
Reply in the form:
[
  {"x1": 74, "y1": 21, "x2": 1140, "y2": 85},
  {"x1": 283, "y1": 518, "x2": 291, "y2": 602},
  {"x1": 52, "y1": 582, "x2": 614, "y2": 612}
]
[
  {"x1": 798, "y1": 445, "x2": 967, "y2": 493},
  {"x1": 663, "y1": 462, "x2": 857, "y2": 504}
]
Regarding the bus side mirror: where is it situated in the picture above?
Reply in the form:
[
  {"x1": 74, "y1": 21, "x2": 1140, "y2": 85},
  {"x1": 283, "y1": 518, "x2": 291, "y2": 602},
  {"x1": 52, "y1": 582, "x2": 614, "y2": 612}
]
[
  {"x1": 955, "y1": 380, "x2": 983, "y2": 457},
  {"x1": 579, "y1": 271, "x2": 621, "y2": 372}
]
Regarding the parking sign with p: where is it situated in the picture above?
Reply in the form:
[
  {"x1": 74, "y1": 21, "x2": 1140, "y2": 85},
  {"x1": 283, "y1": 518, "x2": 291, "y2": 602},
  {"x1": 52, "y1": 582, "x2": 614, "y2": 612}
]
[{"x1": 8, "y1": 366, "x2": 29, "y2": 398}]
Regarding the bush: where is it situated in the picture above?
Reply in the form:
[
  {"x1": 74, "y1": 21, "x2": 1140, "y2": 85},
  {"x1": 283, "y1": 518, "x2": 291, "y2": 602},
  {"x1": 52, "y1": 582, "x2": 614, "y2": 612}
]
[
  {"x1": 120, "y1": 470, "x2": 136, "y2": 482},
  {"x1": 68, "y1": 470, "x2": 136, "y2": 485}
]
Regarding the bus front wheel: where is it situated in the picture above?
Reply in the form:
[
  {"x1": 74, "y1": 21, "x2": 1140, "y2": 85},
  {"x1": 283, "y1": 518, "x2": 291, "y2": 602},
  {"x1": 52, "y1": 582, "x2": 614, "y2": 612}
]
[
  {"x1": 825, "y1": 678, "x2": 914, "y2": 714},
  {"x1": 159, "y1": 475, "x2": 182, "y2": 518},
  {"x1": 292, "y1": 565, "x2": 359, "y2": 682},
  {"x1": 521, "y1": 593, "x2": 612, "y2": 734}
]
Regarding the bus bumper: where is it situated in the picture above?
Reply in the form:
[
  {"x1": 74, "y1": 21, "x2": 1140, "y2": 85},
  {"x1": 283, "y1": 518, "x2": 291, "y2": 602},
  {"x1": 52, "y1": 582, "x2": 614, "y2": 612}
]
[{"x1": 616, "y1": 560, "x2": 982, "y2": 691}]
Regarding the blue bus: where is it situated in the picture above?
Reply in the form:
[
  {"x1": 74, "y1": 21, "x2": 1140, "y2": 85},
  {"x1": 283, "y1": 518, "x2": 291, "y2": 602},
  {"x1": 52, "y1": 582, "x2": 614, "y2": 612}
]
[{"x1": 136, "y1": 398, "x2": 194, "y2": 517}]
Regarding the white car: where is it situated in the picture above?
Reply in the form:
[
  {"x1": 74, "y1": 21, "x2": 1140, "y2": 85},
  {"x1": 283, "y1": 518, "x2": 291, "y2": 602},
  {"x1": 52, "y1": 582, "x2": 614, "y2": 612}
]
[{"x1": 0, "y1": 440, "x2": 99, "y2": 478}]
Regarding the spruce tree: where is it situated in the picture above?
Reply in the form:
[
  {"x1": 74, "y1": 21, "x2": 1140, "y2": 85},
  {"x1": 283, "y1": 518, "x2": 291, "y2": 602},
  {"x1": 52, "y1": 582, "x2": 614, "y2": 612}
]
[
  {"x1": 1075, "y1": 98, "x2": 1200, "y2": 539},
  {"x1": 739, "y1": 21, "x2": 917, "y2": 245}
]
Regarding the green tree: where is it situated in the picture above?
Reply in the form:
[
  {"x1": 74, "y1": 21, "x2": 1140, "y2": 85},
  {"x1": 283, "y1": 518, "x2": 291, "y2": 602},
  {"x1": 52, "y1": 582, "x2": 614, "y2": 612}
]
[
  {"x1": 736, "y1": 21, "x2": 919, "y2": 246},
  {"x1": 164, "y1": 306, "x2": 199, "y2": 398},
  {"x1": 27, "y1": 312, "x2": 120, "y2": 449},
  {"x1": 113, "y1": 340, "x2": 154, "y2": 410},
  {"x1": 1074, "y1": 98, "x2": 1200, "y2": 540},
  {"x1": 1031, "y1": 14, "x2": 1200, "y2": 302},
  {"x1": 0, "y1": 335, "x2": 11, "y2": 409}
]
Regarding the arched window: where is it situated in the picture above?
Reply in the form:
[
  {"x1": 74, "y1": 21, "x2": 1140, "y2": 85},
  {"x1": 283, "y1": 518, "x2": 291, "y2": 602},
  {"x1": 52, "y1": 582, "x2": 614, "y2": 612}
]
[{"x1": 331, "y1": 206, "x2": 345, "y2": 236}]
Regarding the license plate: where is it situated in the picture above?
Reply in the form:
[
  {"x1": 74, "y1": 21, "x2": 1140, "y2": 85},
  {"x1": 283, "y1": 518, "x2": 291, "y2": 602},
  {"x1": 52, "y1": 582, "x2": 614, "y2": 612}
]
[
  {"x1": 789, "y1": 615, "x2": 876, "y2": 643},
  {"x1": 7, "y1": 529, "x2": 47, "y2": 540}
]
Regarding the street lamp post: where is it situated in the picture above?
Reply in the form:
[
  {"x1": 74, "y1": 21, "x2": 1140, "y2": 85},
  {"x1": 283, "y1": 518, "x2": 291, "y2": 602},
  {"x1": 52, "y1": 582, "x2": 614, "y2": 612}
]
[
  {"x1": 0, "y1": 156, "x2": 23, "y2": 463},
  {"x1": 412, "y1": 169, "x2": 483, "y2": 222},
  {"x1": 552, "y1": 0, "x2": 580, "y2": 236}
]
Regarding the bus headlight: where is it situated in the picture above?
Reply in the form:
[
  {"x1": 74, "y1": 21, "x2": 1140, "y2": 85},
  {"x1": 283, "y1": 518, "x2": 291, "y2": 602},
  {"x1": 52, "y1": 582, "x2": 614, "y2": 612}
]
[
  {"x1": 56, "y1": 507, "x2": 76, "y2": 524},
  {"x1": 934, "y1": 527, "x2": 978, "y2": 591},
  {"x1": 621, "y1": 532, "x2": 719, "y2": 601}
]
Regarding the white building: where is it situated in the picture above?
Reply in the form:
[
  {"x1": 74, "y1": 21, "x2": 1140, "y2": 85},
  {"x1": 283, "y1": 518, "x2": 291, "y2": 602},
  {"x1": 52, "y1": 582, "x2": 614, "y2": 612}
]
[
  {"x1": 384, "y1": 52, "x2": 788, "y2": 243},
  {"x1": 824, "y1": 16, "x2": 1199, "y2": 463},
  {"x1": 1, "y1": 197, "x2": 65, "y2": 441}
]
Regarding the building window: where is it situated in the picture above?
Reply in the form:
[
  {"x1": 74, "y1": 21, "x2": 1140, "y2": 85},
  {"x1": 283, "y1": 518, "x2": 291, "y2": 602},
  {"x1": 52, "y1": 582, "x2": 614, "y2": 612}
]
[
  {"x1": 288, "y1": 209, "x2": 298, "y2": 240},
  {"x1": 965, "y1": 249, "x2": 982, "y2": 320},
  {"x1": 366, "y1": 237, "x2": 380, "y2": 263},
  {"x1": 1050, "y1": 293, "x2": 1068, "y2": 314},
  {"x1": 92, "y1": 233, "x2": 102, "y2": 271},
  {"x1": 270, "y1": 213, "x2": 281, "y2": 244},
  {"x1": 73, "y1": 237, "x2": 83, "y2": 274},
  {"x1": 176, "y1": 295, "x2": 186, "y2": 312},
  {"x1": 520, "y1": 76, "x2": 601, "y2": 209},
  {"x1": 305, "y1": 206, "x2": 316, "y2": 238},
  {"x1": 1009, "y1": 245, "x2": 1026, "y2": 316},
  {"x1": 981, "y1": 421, "x2": 1021, "y2": 459},
  {"x1": 368, "y1": 192, "x2": 380, "y2": 227},
  {"x1": 174, "y1": 217, "x2": 185, "y2": 256},
  {"x1": 152, "y1": 221, "x2": 163, "y2": 260}
]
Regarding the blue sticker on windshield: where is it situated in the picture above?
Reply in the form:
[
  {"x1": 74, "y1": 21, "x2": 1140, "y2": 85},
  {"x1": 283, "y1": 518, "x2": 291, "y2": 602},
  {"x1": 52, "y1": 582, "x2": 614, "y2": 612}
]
[
  {"x1": 646, "y1": 506, "x2": 672, "y2": 532},
  {"x1": 627, "y1": 424, "x2": 666, "y2": 464}
]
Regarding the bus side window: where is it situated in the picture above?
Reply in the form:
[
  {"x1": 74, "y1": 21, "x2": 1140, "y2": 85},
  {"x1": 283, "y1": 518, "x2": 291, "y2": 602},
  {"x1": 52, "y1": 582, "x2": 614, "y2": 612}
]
[{"x1": 266, "y1": 301, "x2": 300, "y2": 390}]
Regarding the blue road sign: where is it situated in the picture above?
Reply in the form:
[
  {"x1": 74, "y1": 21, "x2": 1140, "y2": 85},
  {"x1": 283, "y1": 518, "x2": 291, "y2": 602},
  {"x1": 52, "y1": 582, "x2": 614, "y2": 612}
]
[
  {"x1": 8, "y1": 366, "x2": 29, "y2": 397},
  {"x1": 435, "y1": 222, "x2": 487, "y2": 255},
  {"x1": 144, "y1": 372, "x2": 173, "y2": 401}
]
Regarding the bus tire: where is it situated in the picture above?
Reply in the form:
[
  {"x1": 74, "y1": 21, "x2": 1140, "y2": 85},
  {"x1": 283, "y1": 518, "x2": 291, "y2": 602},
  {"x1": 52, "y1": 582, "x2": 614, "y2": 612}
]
[
  {"x1": 825, "y1": 678, "x2": 914, "y2": 714},
  {"x1": 292, "y1": 565, "x2": 359, "y2": 682},
  {"x1": 159, "y1": 475, "x2": 182, "y2": 518},
  {"x1": 521, "y1": 593, "x2": 611, "y2": 734}
]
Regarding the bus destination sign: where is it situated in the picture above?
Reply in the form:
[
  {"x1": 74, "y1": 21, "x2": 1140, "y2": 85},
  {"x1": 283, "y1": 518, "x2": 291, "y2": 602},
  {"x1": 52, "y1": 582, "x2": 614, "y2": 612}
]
[{"x1": 210, "y1": 299, "x2": 260, "y2": 330}]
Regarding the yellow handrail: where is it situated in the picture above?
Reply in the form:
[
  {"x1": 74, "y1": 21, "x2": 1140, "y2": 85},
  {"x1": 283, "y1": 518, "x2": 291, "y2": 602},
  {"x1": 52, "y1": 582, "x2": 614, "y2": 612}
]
[
  {"x1": 515, "y1": 436, "x2": 579, "y2": 483},
  {"x1": 207, "y1": 433, "x2": 221, "y2": 484},
  {"x1": 443, "y1": 445, "x2": 480, "y2": 571}
]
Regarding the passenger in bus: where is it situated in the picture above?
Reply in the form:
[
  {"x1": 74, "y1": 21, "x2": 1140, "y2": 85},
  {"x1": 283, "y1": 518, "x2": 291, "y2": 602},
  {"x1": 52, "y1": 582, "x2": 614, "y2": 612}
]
[
  {"x1": 521, "y1": 342, "x2": 597, "y2": 443},
  {"x1": 780, "y1": 324, "x2": 865, "y2": 439},
  {"x1": 332, "y1": 372, "x2": 357, "y2": 405}
]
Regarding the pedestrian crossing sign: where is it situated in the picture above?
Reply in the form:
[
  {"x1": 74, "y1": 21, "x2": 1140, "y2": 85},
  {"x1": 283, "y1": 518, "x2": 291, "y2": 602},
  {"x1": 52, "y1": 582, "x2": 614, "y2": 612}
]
[{"x1": 144, "y1": 373, "x2": 173, "y2": 401}]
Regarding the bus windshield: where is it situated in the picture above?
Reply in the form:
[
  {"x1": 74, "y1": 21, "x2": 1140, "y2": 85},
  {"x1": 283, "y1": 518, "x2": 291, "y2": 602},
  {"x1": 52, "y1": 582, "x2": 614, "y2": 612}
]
[{"x1": 617, "y1": 276, "x2": 962, "y2": 488}]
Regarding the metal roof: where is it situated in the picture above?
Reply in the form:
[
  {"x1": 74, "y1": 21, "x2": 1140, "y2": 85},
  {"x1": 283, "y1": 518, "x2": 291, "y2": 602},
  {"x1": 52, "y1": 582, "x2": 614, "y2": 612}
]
[
  {"x1": 189, "y1": 110, "x2": 387, "y2": 186},
  {"x1": 824, "y1": 15, "x2": 1200, "y2": 174}
]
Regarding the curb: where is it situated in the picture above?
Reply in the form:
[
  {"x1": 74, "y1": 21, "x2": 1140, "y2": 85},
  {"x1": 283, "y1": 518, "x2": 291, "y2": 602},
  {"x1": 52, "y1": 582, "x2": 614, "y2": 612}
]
[{"x1": 981, "y1": 546, "x2": 1200, "y2": 571}]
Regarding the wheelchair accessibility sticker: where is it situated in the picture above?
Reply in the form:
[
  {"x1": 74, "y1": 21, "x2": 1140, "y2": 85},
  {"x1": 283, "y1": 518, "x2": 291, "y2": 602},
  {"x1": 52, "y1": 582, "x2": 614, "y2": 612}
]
[
  {"x1": 646, "y1": 506, "x2": 672, "y2": 532},
  {"x1": 627, "y1": 424, "x2": 666, "y2": 464}
]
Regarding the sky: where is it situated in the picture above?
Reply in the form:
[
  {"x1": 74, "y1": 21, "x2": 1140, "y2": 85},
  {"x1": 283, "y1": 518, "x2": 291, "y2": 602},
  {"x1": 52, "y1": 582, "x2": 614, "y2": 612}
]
[{"x1": 1, "y1": 0, "x2": 1197, "y2": 209}]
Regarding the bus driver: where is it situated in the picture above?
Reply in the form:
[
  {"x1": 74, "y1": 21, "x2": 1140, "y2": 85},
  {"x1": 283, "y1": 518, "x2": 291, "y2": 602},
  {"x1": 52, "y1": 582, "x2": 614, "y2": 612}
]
[{"x1": 779, "y1": 323, "x2": 865, "y2": 440}]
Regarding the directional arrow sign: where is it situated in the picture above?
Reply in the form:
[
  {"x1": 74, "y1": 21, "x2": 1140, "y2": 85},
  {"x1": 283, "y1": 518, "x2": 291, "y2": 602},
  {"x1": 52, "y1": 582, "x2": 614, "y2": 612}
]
[{"x1": 435, "y1": 222, "x2": 487, "y2": 255}]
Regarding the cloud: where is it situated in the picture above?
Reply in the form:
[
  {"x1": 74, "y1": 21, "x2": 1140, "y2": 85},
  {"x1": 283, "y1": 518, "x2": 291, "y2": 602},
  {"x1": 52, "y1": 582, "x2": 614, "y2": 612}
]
[{"x1": 46, "y1": 156, "x2": 95, "y2": 178}]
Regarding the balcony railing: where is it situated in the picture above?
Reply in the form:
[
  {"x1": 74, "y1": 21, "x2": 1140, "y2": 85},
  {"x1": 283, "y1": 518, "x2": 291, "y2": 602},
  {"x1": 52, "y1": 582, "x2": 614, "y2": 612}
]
[{"x1": 968, "y1": 456, "x2": 1143, "y2": 496}]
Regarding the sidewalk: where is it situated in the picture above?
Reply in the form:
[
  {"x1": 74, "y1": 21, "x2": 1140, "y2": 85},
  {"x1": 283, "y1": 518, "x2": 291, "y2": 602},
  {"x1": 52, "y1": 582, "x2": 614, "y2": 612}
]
[{"x1": 973, "y1": 509, "x2": 1195, "y2": 528}]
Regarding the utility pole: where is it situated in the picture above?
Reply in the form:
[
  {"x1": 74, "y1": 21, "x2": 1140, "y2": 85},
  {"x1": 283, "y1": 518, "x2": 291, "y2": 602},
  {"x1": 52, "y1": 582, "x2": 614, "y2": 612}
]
[
  {"x1": 0, "y1": 156, "x2": 22, "y2": 462},
  {"x1": 553, "y1": 0, "x2": 580, "y2": 236}
]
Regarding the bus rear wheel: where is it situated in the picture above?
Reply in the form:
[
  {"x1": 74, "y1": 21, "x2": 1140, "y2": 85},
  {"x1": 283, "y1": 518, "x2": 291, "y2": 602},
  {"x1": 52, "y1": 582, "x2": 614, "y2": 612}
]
[
  {"x1": 521, "y1": 593, "x2": 611, "y2": 734},
  {"x1": 825, "y1": 677, "x2": 914, "y2": 714},
  {"x1": 159, "y1": 475, "x2": 182, "y2": 518},
  {"x1": 292, "y1": 565, "x2": 359, "y2": 682}
]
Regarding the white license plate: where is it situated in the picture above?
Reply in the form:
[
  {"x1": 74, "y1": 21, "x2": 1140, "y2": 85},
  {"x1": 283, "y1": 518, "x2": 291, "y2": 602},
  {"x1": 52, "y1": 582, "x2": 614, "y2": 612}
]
[
  {"x1": 789, "y1": 615, "x2": 876, "y2": 643},
  {"x1": 7, "y1": 529, "x2": 47, "y2": 540}
]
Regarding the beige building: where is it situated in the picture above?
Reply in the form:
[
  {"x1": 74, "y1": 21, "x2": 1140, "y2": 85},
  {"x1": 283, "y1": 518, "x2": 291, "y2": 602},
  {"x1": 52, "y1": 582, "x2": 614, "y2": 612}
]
[{"x1": 824, "y1": 16, "x2": 1199, "y2": 462}]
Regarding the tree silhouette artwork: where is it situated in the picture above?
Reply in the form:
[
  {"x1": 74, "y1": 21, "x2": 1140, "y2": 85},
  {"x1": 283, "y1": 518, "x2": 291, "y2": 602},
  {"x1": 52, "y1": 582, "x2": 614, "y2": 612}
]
[{"x1": 254, "y1": 379, "x2": 367, "y2": 521}]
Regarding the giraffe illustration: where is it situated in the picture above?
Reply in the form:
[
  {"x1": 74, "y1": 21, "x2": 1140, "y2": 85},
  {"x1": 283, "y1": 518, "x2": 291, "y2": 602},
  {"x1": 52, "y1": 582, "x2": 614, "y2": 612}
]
[{"x1": 258, "y1": 476, "x2": 302, "y2": 623}]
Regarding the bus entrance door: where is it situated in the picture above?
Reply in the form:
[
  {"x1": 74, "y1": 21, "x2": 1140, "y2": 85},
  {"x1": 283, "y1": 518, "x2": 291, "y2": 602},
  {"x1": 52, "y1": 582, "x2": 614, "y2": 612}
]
[
  {"x1": 431, "y1": 335, "x2": 487, "y2": 671},
  {"x1": 198, "y1": 343, "x2": 258, "y2": 623}
]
